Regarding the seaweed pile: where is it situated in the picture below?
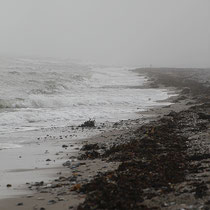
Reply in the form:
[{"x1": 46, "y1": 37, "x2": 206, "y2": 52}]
[
  {"x1": 77, "y1": 69, "x2": 210, "y2": 209},
  {"x1": 77, "y1": 104, "x2": 210, "y2": 209}
]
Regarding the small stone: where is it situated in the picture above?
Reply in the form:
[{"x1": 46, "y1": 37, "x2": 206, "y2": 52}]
[
  {"x1": 46, "y1": 183, "x2": 52, "y2": 187},
  {"x1": 162, "y1": 202, "x2": 169, "y2": 207},
  {"x1": 6, "y1": 184, "x2": 12, "y2": 187},
  {"x1": 33, "y1": 181, "x2": 44, "y2": 186},
  {"x1": 17, "y1": 202, "x2": 23, "y2": 206},
  {"x1": 62, "y1": 144, "x2": 68, "y2": 148},
  {"x1": 40, "y1": 190, "x2": 48, "y2": 193},
  {"x1": 63, "y1": 160, "x2": 71, "y2": 167},
  {"x1": 46, "y1": 159, "x2": 51, "y2": 161},
  {"x1": 57, "y1": 197, "x2": 65, "y2": 201},
  {"x1": 37, "y1": 197, "x2": 45, "y2": 200},
  {"x1": 48, "y1": 200, "x2": 56, "y2": 205},
  {"x1": 26, "y1": 195, "x2": 33, "y2": 198}
]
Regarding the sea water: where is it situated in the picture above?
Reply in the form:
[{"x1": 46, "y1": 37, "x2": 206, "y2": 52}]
[{"x1": 0, "y1": 56, "x2": 171, "y2": 148}]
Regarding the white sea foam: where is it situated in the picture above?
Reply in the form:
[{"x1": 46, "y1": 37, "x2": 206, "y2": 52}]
[
  {"x1": 0, "y1": 57, "x2": 172, "y2": 136},
  {"x1": 0, "y1": 143, "x2": 22, "y2": 149}
]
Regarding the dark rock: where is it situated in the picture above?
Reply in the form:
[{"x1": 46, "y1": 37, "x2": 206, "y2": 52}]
[
  {"x1": 33, "y1": 181, "x2": 44, "y2": 186},
  {"x1": 80, "y1": 119, "x2": 95, "y2": 128},
  {"x1": 181, "y1": 87, "x2": 191, "y2": 94},
  {"x1": 189, "y1": 154, "x2": 210, "y2": 161},
  {"x1": 81, "y1": 143, "x2": 99, "y2": 151},
  {"x1": 48, "y1": 200, "x2": 57, "y2": 205},
  {"x1": 198, "y1": 112, "x2": 210, "y2": 120},
  {"x1": 195, "y1": 182, "x2": 208, "y2": 198},
  {"x1": 78, "y1": 150, "x2": 100, "y2": 160},
  {"x1": 167, "y1": 111, "x2": 177, "y2": 117},
  {"x1": 63, "y1": 161, "x2": 71, "y2": 167}
]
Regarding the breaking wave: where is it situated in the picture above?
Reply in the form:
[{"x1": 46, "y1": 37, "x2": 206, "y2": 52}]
[{"x1": 0, "y1": 57, "x2": 173, "y2": 135}]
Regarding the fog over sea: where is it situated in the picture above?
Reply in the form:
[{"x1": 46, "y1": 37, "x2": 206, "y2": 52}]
[{"x1": 0, "y1": 57, "x2": 172, "y2": 149}]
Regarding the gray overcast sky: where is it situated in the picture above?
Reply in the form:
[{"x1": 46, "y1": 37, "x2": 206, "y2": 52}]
[{"x1": 0, "y1": 0, "x2": 209, "y2": 67}]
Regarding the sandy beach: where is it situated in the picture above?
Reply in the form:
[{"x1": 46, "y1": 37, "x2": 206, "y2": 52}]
[
  {"x1": 0, "y1": 68, "x2": 210, "y2": 210},
  {"x1": 0, "y1": 0, "x2": 209, "y2": 209}
]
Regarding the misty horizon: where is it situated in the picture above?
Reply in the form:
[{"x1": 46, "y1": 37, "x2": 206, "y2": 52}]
[{"x1": 0, "y1": 0, "x2": 209, "y2": 68}]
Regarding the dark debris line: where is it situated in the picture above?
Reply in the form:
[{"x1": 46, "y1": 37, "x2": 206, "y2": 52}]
[
  {"x1": 77, "y1": 69, "x2": 210, "y2": 210},
  {"x1": 77, "y1": 105, "x2": 210, "y2": 210},
  {"x1": 78, "y1": 116, "x2": 182, "y2": 209}
]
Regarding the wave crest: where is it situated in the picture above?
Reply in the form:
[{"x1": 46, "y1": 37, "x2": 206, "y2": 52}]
[{"x1": 0, "y1": 98, "x2": 27, "y2": 109}]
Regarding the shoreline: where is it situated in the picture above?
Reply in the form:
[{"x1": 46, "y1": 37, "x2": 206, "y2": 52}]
[
  {"x1": 0, "y1": 71, "x2": 173, "y2": 200},
  {"x1": 76, "y1": 68, "x2": 210, "y2": 210},
  {"x1": 0, "y1": 68, "x2": 209, "y2": 209}
]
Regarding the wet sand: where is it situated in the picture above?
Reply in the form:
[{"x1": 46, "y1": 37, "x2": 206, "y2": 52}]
[{"x1": 0, "y1": 68, "x2": 210, "y2": 209}]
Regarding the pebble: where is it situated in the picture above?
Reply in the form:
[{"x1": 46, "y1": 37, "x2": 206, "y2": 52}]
[
  {"x1": 62, "y1": 144, "x2": 68, "y2": 148},
  {"x1": 57, "y1": 197, "x2": 65, "y2": 201},
  {"x1": 33, "y1": 181, "x2": 44, "y2": 186},
  {"x1": 26, "y1": 195, "x2": 33, "y2": 198},
  {"x1": 48, "y1": 200, "x2": 57, "y2": 205},
  {"x1": 40, "y1": 190, "x2": 48, "y2": 193},
  {"x1": 63, "y1": 160, "x2": 71, "y2": 167},
  {"x1": 37, "y1": 197, "x2": 45, "y2": 200}
]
